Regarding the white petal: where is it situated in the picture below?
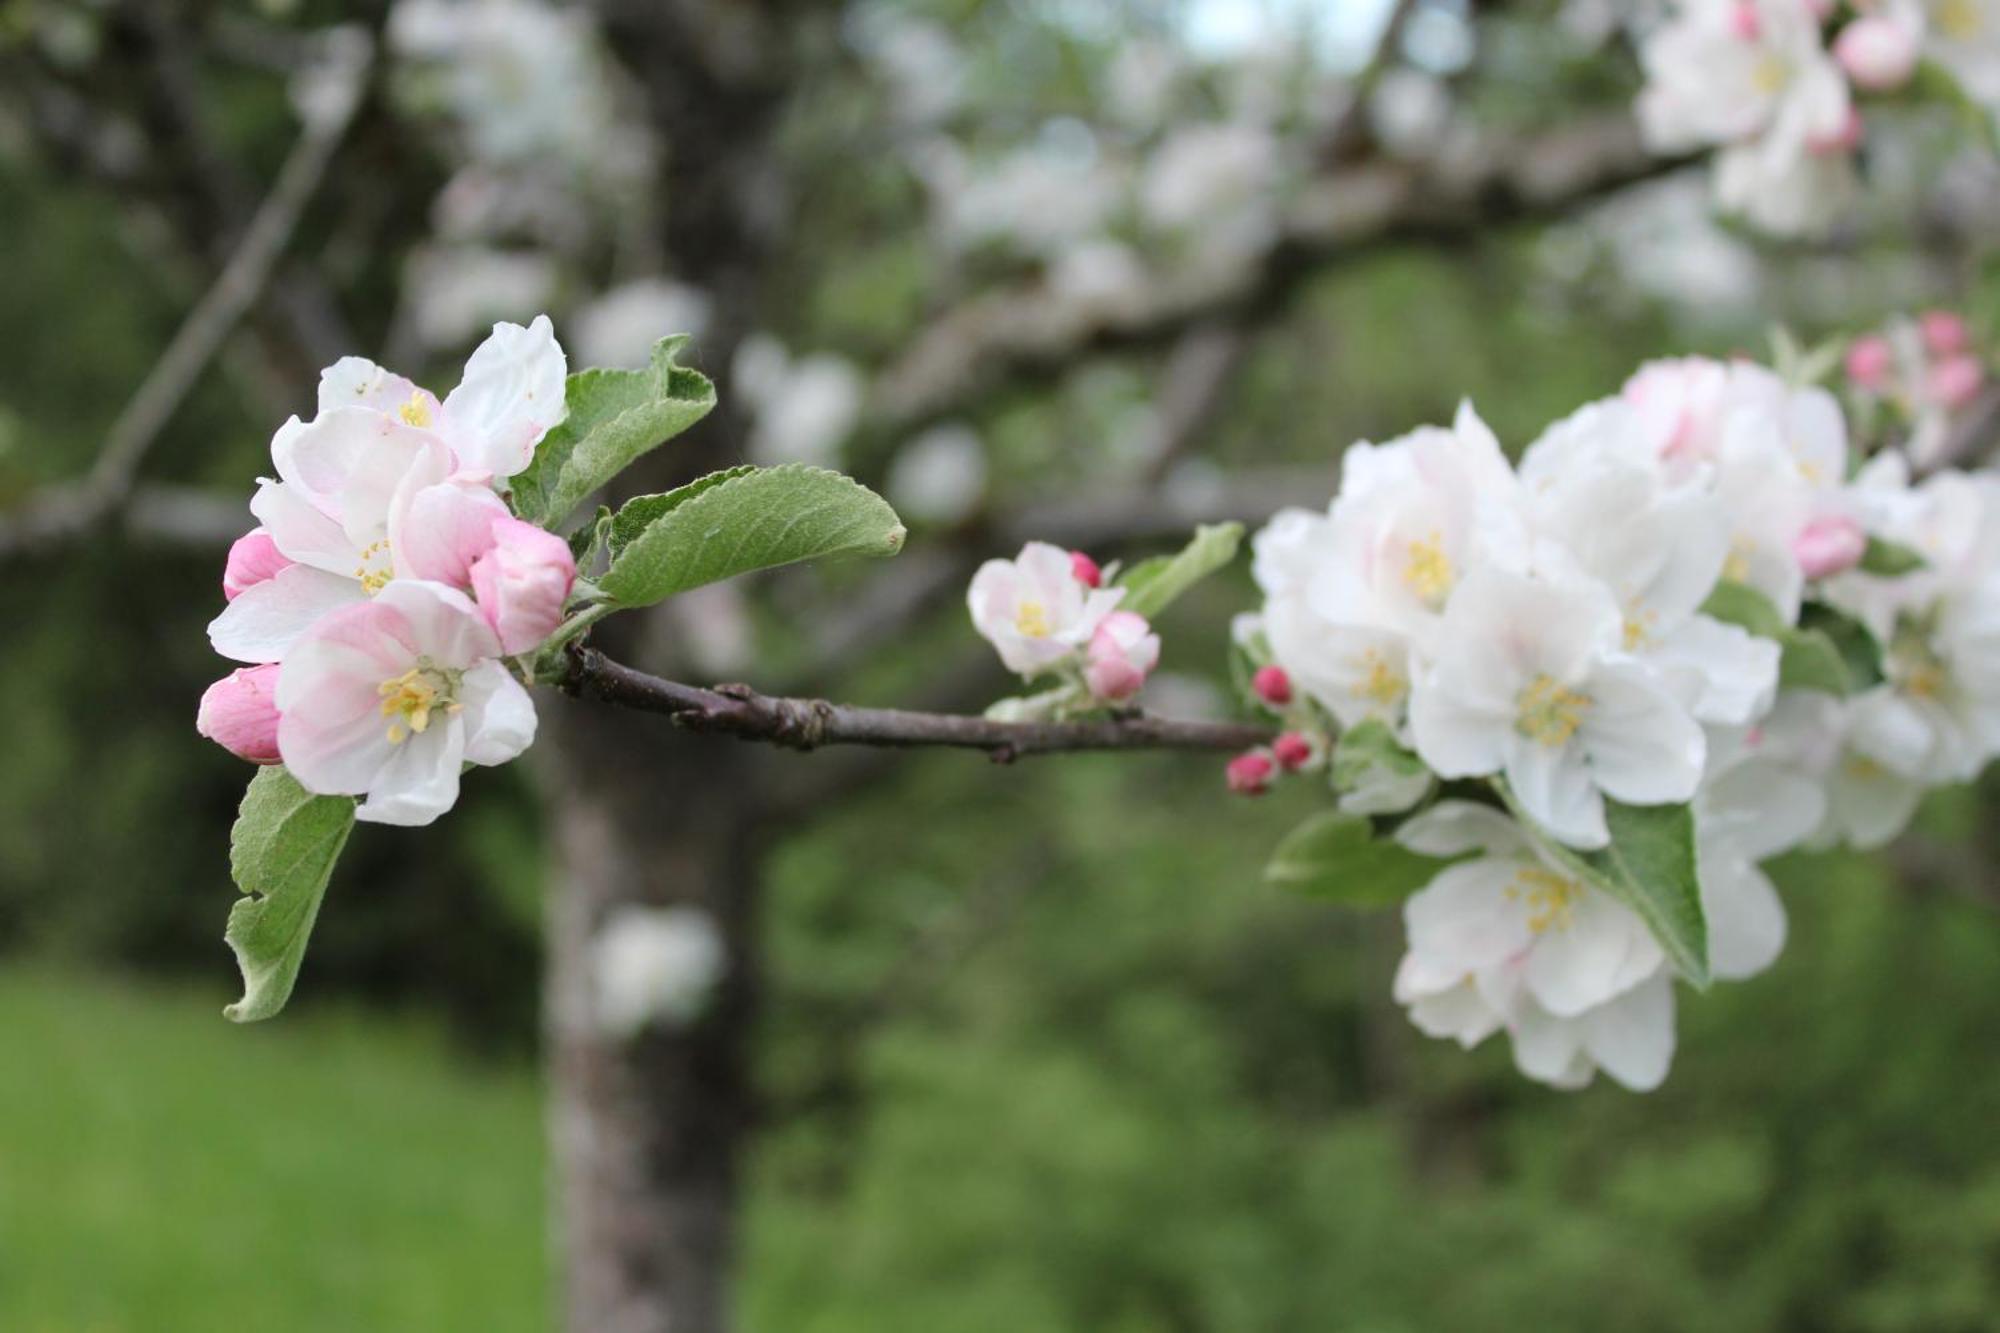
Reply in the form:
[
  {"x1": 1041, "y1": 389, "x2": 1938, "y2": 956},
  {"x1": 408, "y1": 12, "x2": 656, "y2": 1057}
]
[
  {"x1": 207, "y1": 564, "x2": 364, "y2": 663},
  {"x1": 250, "y1": 479, "x2": 354, "y2": 574},
  {"x1": 1504, "y1": 737, "x2": 1608, "y2": 849},
  {"x1": 1509, "y1": 1001, "x2": 1593, "y2": 1089},
  {"x1": 1577, "y1": 659, "x2": 1705, "y2": 806},
  {"x1": 1701, "y1": 853, "x2": 1787, "y2": 981},
  {"x1": 1395, "y1": 800, "x2": 1526, "y2": 859},
  {"x1": 318, "y1": 356, "x2": 424, "y2": 417},
  {"x1": 1407, "y1": 665, "x2": 1510, "y2": 778},
  {"x1": 1579, "y1": 971, "x2": 1677, "y2": 1092},
  {"x1": 1402, "y1": 859, "x2": 1536, "y2": 975},
  {"x1": 355, "y1": 719, "x2": 466, "y2": 827},
  {"x1": 441, "y1": 315, "x2": 568, "y2": 479},
  {"x1": 461, "y1": 661, "x2": 538, "y2": 766},
  {"x1": 1524, "y1": 891, "x2": 1654, "y2": 1017},
  {"x1": 370, "y1": 580, "x2": 503, "y2": 667},
  {"x1": 1407, "y1": 979, "x2": 1504, "y2": 1048}
]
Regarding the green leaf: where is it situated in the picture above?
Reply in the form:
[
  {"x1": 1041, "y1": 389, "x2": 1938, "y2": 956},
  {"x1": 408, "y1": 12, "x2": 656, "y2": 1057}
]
[
  {"x1": 1794, "y1": 602, "x2": 1886, "y2": 693},
  {"x1": 1499, "y1": 786, "x2": 1710, "y2": 988},
  {"x1": 1700, "y1": 579, "x2": 1786, "y2": 639},
  {"x1": 1777, "y1": 629, "x2": 1853, "y2": 695},
  {"x1": 1263, "y1": 810, "x2": 1442, "y2": 906},
  {"x1": 1330, "y1": 719, "x2": 1426, "y2": 791},
  {"x1": 1115, "y1": 522, "x2": 1243, "y2": 619},
  {"x1": 597, "y1": 464, "x2": 905, "y2": 608},
  {"x1": 1859, "y1": 535, "x2": 1927, "y2": 577},
  {"x1": 608, "y1": 465, "x2": 758, "y2": 555},
  {"x1": 223, "y1": 768, "x2": 356, "y2": 1023},
  {"x1": 510, "y1": 336, "x2": 717, "y2": 529}
]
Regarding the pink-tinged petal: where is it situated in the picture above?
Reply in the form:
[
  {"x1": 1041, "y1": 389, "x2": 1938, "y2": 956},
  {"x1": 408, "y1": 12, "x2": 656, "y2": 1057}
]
[
  {"x1": 332, "y1": 416, "x2": 453, "y2": 553},
  {"x1": 222, "y1": 528, "x2": 293, "y2": 601},
  {"x1": 467, "y1": 516, "x2": 575, "y2": 653},
  {"x1": 250, "y1": 480, "x2": 356, "y2": 574},
  {"x1": 460, "y1": 661, "x2": 537, "y2": 766},
  {"x1": 354, "y1": 720, "x2": 466, "y2": 827},
  {"x1": 370, "y1": 579, "x2": 503, "y2": 667},
  {"x1": 196, "y1": 665, "x2": 283, "y2": 764},
  {"x1": 318, "y1": 356, "x2": 429, "y2": 418},
  {"x1": 207, "y1": 564, "x2": 366, "y2": 664},
  {"x1": 394, "y1": 482, "x2": 507, "y2": 588},
  {"x1": 440, "y1": 315, "x2": 568, "y2": 480}
]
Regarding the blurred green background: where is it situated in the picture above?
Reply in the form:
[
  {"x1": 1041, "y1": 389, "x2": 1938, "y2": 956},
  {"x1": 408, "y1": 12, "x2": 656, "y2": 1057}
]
[{"x1": 6, "y1": 0, "x2": 2000, "y2": 1329}]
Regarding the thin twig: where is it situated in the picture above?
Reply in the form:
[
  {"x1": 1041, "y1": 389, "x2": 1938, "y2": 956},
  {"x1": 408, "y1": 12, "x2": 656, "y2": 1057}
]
[
  {"x1": 561, "y1": 647, "x2": 1272, "y2": 762},
  {"x1": 0, "y1": 29, "x2": 372, "y2": 560}
]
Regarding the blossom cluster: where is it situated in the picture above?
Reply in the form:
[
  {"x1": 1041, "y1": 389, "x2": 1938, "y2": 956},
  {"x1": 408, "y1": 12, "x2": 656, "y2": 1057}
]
[
  {"x1": 197, "y1": 318, "x2": 577, "y2": 826},
  {"x1": 1845, "y1": 308, "x2": 1990, "y2": 465},
  {"x1": 968, "y1": 543, "x2": 1162, "y2": 708},
  {"x1": 1637, "y1": 0, "x2": 2000, "y2": 235},
  {"x1": 1237, "y1": 343, "x2": 2000, "y2": 1090}
]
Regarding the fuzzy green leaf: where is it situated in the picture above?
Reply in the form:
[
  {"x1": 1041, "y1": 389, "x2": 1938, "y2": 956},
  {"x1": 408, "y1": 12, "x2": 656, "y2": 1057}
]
[
  {"x1": 510, "y1": 336, "x2": 716, "y2": 529},
  {"x1": 1263, "y1": 810, "x2": 1441, "y2": 906},
  {"x1": 1501, "y1": 787, "x2": 1710, "y2": 988},
  {"x1": 224, "y1": 768, "x2": 356, "y2": 1023},
  {"x1": 598, "y1": 464, "x2": 905, "y2": 608},
  {"x1": 1859, "y1": 535, "x2": 1927, "y2": 577},
  {"x1": 1115, "y1": 522, "x2": 1243, "y2": 620},
  {"x1": 1793, "y1": 602, "x2": 1886, "y2": 693},
  {"x1": 608, "y1": 465, "x2": 759, "y2": 556},
  {"x1": 1700, "y1": 579, "x2": 1787, "y2": 639}
]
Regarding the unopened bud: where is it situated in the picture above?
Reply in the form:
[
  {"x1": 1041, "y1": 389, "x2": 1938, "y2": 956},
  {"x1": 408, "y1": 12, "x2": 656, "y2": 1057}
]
[
  {"x1": 1921, "y1": 310, "x2": 1971, "y2": 358},
  {"x1": 1070, "y1": 550, "x2": 1103, "y2": 588},
  {"x1": 1272, "y1": 732, "x2": 1313, "y2": 772},
  {"x1": 1251, "y1": 664, "x2": 1292, "y2": 707},
  {"x1": 1835, "y1": 15, "x2": 1919, "y2": 92},
  {"x1": 1929, "y1": 355, "x2": 1985, "y2": 412},
  {"x1": 197, "y1": 665, "x2": 283, "y2": 764},
  {"x1": 1729, "y1": 0, "x2": 1761, "y2": 41},
  {"x1": 1793, "y1": 514, "x2": 1867, "y2": 580},
  {"x1": 1845, "y1": 335, "x2": 1892, "y2": 391},
  {"x1": 1226, "y1": 750, "x2": 1275, "y2": 796}
]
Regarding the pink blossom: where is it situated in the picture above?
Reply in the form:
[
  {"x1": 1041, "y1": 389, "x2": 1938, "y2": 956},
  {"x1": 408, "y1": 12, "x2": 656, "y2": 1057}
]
[
  {"x1": 1834, "y1": 15, "x2": 1919, "y2": 92},
  {"x1": 1929, "y1": 355, "x2": 1985, "y2": 412},
  {"x1": 1921, "y1": 311, "x2": 1971, "y2": 358},
  {"x1": 1845, "y1": 335, "x2": 1892, "y2": 391},
  {"x1": 1226, "y1": 750, "x2": 1274, "y2": 796},
  {"x1": 197, "y1": 665, "x2": 283, "y2": 764},
  {"x1": 1252, "y1": 664, "x2": 1292, "y2": 707},
  {"x1": 222, "y1": 529, "x2": 294, "y2": 602},
  {"x1": 1792, "y1": 514, "x2": 1867, "y2": 579},
  {"x1": 1083, "y1": 610, "x2": 1160, "y2": 702},
  {"x1": 469, "y1": 516, "x2": 577, "y2": 654}
]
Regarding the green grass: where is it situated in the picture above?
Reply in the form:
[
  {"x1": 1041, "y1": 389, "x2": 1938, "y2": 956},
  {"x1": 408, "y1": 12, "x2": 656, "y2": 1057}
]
[{"x1": 0, "y1": 968, "x2": 548, "y2": 1333}]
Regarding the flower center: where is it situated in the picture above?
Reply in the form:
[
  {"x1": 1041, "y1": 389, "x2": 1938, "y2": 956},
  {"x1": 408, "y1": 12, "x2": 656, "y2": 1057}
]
[
  {"x1": 353, "y1": 539, "x2": 393, "y2": 595},
  {"x1": 1750, "y1": 53, "x2": 1790, "y2": 97},
  {"x1": 1722, "y1": 539, "x2": 1754, "y2": 584},
  {"x1": 1516, "y1": 673, "x2": 1591, "y2": 747},
  {"x1": 1623, "y1": 606, "x2": 1657, "y2": 651},
  {"x1": 1939, "y1": 0, "x2": 1983, "y2": 40},
  {"x1": 1403, "y1": 532, "x2": 1453, "y2": 609},
  {"x1": 378, "y1": 661, "x2": 462, "y2": 745},
  {"x1": 1350, "y1": 648, "x2": 1408, "y2": 707},
  {"x1": 1014, "y1": 600, "x2": 1052, "y2": 638},
  {"x1": 1506, "y1": 865, "x2": 1582, "y2": 934},
  {"x1": 398, "y1": 392, "x2": 434, "y2": 428}
]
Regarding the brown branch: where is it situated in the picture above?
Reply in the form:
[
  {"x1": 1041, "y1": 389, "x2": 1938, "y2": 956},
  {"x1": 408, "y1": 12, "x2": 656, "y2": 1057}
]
[{"x1": 561, "y1": 647, "x2": 1272, "y2": 762}]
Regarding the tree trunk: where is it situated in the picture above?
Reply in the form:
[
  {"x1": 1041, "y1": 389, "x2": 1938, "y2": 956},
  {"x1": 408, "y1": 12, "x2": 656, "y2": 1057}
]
[{"x1": 542, "y1": 709, "x2": 764, "y2": 1333}]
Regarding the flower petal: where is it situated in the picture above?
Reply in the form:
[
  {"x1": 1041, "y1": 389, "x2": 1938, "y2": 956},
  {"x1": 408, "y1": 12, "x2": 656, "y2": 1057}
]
[
  {"x1": 207, "y1": 564, "x2": 365, "y2": 664},
  {"x1": 440, "y1": 315, "x2": 568, "y2": 480},
  {"x1": 461, "y1": 661, "x2": 538, "y2": 766}
]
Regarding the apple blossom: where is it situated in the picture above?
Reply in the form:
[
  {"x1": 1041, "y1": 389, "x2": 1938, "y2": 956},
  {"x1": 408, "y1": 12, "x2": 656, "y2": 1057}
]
[
  {"x1": 1226, "y1": 750, "x2": 1275, "y2": 795},
  {"x1": 1845, "y1": 335, "x2": 1893, "y2": 389},
  {"x1": 197, "y1": 665, "x2": 284, "y2": 765},
  {"x1": 1835, "y1": 12, "x2": 1921, "y2": 89},
  {"x1": 1271, "y1": 732, "x2": 1313, "y2": 771},
  {"x1": 276, "y1": 580, "x2": 536, "y2": 827},
  {"x1": 1083, "y1": 610, "x2": 1160, "y2": 703},
  {"x1": 968, "y1": 540, "x2": 1124, "y2": 677},
  {"x1": 1793, "y1": 513, "x2": 1867, "y2": 579},
  {"x1": 1928, "y1": 355, "x2": 1984, "y2": 411},
  {"x1": 1921, "y1": 309, "x2": 1971, "y2": 356},
  {"x1": 1407, "y1": 564, "x2": 1706, "y2": 849}
]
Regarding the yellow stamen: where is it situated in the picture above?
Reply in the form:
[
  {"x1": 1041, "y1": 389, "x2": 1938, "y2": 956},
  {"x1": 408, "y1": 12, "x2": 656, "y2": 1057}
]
[
  {"x1": 353, "y1": 539, "x2": 393, "y2": 595},
  {"x1": 377, "y1": 665, "x2": 461, "y2": 745},
  {"x1": 1939, "y1": 0, "x2": 1983, "y2": 40},
  {"x1": 1623, "y1": 609, "x2": 1657, "y2": 651},
  {"x1": 1723, "y1": 540, "x2": 1754, "y2": 584},
  {"x1": 1904, "y1": 661, "x2": 1947, "y2": 700},
  {"x1": 1351, "y1": 649, "x2": 1408, "y2": 707},
  {"x1": 1516, "y1": 673, "x2": 1591, "y2": 747},
  {"x1": 1014, "y1": 600, "x2": 1052, "y2": 639},
  {"x1": 1751, "y1": 53, "x2": 1789, "y2": 96},
  {"x1": 398, "y1": 392, "x2": 433, "y2": 428},
  {"x1": 1505, "y1": 865, "x2": 1582, "y2": 934},
  {"x1": 1844, "y1": 755, "x2": 1884, "y2": 781},
  {"x1": 1403, "y1": 531, "x2": 1454, "y2": 609}
]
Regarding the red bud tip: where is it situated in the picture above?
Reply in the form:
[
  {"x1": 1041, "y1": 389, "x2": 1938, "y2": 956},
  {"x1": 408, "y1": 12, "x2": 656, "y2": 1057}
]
[
  {"x1": 1226, "y1": 750, "x2": 1275, "y2": 796},
  {"x1": 1272, "y1": 732, "x2": 1313, "y2": 771},
  {"x1": 1251, "y1": 664, "x2": 1292, "y2": 707},
  {"x1": 1070, "y1": 550, "x2": 1103, "y2": 588}
]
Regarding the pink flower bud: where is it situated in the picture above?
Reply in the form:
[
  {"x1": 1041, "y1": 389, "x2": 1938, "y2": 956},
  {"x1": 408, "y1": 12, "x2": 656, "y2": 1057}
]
[
  {"x1": 1084, "y1": 609, "x2": 1160, "y2": 703},
  {"x1": 1793, "y1": 514, "x2": 1867, "y2": 579},
  {"x1": 222, "y1": 528, "x2": 293, "y2": 602},
  {"x1": 1069, "y1": 550, "x2": 1103, "y2": 588},
  {"x1": 1730, "y1": 0, "x2": 1761, "y2": 40},
  {"x1": 469, "y1": 516, "x2": 576, "y2": 654},
  {"x1": 1226, "y1": 750, "x2": 1274, "y2": 796},
  {"x1": 1807, "y1": 106, "x2": 1863, "y2": 156},
  {"x1": 197, "y1": 665, "x2": 282, "y2": 764},
  {"x1": 1251, "y1": 664, "x2": 1292, "y2": 707},
  {"x1": 1835, "y1": 15, "x2": 1919, "y2": 91},
  {"x1": 1272, "y1": 732, "x2": 1313, "y2": 772},
  {"x1": 1845, "y1": 335, "x2": 1893, "y2": 391},
  {"x1": 1921, "y1": 310, "x2": 1970, "y2": 357},
  {"x1": 1928, "y1": 355, "x2": 1985, "y2": 412}
]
